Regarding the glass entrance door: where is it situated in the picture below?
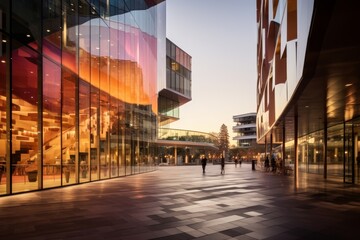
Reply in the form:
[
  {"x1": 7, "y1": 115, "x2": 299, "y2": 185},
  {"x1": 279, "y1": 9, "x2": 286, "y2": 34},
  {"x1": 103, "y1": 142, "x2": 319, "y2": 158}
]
[
  {"x1": 344, "y1": 123, "x2": 354, "y2": 183},
  {"x1": 353, "y1": 120, "x2": 360, "y2": 183}
]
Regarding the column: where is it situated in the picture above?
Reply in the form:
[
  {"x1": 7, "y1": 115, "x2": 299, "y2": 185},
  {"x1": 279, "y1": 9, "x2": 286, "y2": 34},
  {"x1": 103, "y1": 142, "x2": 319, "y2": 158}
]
[{"x1": 174, "y1": 147, "x2": 177, "y2": 165}]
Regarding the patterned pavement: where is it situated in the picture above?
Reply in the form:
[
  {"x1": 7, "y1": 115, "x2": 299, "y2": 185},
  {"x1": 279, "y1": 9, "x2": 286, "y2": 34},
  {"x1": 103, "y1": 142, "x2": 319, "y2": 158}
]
[{"x1": 0, "y1": 163, "x2": 359, "y2": 240}]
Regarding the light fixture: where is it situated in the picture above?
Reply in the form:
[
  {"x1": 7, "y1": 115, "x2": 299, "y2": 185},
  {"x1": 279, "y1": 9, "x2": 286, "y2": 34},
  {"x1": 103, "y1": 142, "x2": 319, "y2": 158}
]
[
  {"x1": 345, "y1": 83, "x2": 352, "y2": 87},
  {"x1": 26, "y1": 34, "x2": 31, "y2": 38}
]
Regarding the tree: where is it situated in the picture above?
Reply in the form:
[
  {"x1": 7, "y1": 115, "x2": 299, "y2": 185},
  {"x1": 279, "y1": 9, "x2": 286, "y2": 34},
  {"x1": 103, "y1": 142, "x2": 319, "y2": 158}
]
[{"x1": 217, "y1": 124, "x2": 230, "y2": 159}]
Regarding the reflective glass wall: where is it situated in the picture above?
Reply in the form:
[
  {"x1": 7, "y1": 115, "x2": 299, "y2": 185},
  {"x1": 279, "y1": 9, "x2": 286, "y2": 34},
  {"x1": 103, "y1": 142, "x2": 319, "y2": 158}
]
[
  {"x1": 0, "y1": 0, "x2": 163, "y2": 196},
  {"x1": 298, "y1": 130, "x2": 324, "y2": 175},
  {"x1": 165, "y1": 39, "x2": 191, "y2": 98}
]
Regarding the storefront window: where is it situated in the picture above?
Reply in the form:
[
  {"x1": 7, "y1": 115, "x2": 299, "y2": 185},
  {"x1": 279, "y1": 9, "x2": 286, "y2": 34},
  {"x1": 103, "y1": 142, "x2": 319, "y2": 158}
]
[
  {"x1": 90, "y1": 16, "x2": 100, "y2": 181},
  {"x1": 43, "y1": 57, "x2": 61, "y2": 188},
  {"x1": 0, "y1": 33, "x2": 8, "y2": 195},
  {"x1": 298, "y1": 130, "x2": 324, "y2": 174},
  {"x1": 353, "y1": 118, "x2": 360, "y2": 183},
  {"x1": 327, "y1": 124, "x2": 344, "y2": 178},
  {"x1": 11, "y1": 42, "x2": 40, "y2": 193},
  {"x1": 79, "y1": 81, "x2": 90, "y2": 182},
  {"x1": 61, "y1": 69, "x2": 77, "y2": 185},
  {"x1": 99, "y1": 19, "x2": 110, "y2": 179}
]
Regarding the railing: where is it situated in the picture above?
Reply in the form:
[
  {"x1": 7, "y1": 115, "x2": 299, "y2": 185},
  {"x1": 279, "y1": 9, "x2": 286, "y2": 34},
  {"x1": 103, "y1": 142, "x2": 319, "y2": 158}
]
[{"x1": 158, "y1": 128, "x2": 217, "y2": 144}]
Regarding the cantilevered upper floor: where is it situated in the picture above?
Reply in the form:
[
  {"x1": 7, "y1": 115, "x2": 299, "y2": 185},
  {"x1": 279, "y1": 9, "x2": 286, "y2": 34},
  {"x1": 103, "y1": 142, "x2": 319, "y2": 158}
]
[{"x1": 158, "y1": 39, "x2": 192, "y2": 126}]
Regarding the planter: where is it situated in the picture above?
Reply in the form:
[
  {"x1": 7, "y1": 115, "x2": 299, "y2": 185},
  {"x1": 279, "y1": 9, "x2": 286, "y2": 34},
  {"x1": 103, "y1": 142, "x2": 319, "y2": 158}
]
[{"x1": 27, "y1": 171, "x2": 38, "y2": 182}]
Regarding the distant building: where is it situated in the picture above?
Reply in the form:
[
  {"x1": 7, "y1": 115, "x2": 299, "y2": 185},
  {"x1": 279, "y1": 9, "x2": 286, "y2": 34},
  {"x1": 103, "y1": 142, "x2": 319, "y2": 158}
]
[{"x1": 233, "y1": 113, "x2": 257, "y2": 148}]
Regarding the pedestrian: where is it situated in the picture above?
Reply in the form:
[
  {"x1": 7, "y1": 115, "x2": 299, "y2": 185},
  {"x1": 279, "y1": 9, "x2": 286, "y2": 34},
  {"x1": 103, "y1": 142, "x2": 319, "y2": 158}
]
[
  {"x1": 265, "y1": 156, "x2": 270, "y2": 171},
  {"x1": 271, "y1": 155, "x2": 276, "y2": 172},
  {"x1": 220, "y1": 156, "x2": 225, "y2": 174},
  {"x1": 201, "y1": 156, "x2": 207, "y2": 173}
]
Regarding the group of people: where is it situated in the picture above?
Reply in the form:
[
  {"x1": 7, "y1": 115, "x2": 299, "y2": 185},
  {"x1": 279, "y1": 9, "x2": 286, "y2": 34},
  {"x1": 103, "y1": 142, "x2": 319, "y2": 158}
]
[
  {"x1": 264, "y1": 155, "x2": 282, "y2": 173},
  {"x1": 234, "y1": 159, "x2": 242, "y2": 167},
  {"x1": 201, "y1": 156, "x2": 225, "y2": 174}
]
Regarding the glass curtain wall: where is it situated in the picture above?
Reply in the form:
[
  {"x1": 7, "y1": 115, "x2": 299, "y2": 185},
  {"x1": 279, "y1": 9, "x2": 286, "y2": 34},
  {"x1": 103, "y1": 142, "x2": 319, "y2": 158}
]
[
  {"x1": 327, "y1": 124, "x2": 344, "y2": 179},
  {"x1": 109, "y1": 8, "x2": 119, "y2": 178},
  {"x1": 166, "y1": 40, "x2": 192, "y2": 98},
  {"x1": 42, "y1": 0, "x2": 62, "y2": 188},
  {"x1": 78, "y1": 0, "x2": 91, "y2": 183},
  {"x1": 344, "y1": 122, "x2": 353, "y2": 183},
  {"x1": 298, "y1": 130, "x2": 324, "y2": 174},
  {"x1": 281, "y1": 122, "x2": 353, "y2": 181},
  {"x1": 353, "y1": 118, "x2": 360, "y2": 183},
  {"x1": 99, "y1": 18, "x2": 110, "y2": 179},
  {"x1": 0, "y1": 2, "x2": 9, "y2": 195},
  {"x1": 61, "y1": 0, "x2": 78, "y2": 186},
  {"x1": 0, "y1": 0, "x2": 160, "y2": 196}
]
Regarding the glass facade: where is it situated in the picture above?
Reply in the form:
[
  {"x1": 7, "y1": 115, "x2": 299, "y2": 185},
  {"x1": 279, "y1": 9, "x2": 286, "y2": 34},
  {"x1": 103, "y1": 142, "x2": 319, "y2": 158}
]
[
  {"x1": 256, "y1": 0, "x2": 360, "y2": 184},
  {"x1": 165, "y1": 39, "x2": 191, "y2": 98},
  {"x1": 158, "y1": 39, "x2": 191, "y2": 126},
  {"x1": 0, "y1": 0, "x2": 164, "y2": 196}
]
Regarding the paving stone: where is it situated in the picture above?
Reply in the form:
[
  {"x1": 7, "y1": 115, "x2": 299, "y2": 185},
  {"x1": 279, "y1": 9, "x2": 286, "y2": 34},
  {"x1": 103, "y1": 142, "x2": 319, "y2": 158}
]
[{"x1": 0, "y1": 164, "x2": 359, "y2": 239}]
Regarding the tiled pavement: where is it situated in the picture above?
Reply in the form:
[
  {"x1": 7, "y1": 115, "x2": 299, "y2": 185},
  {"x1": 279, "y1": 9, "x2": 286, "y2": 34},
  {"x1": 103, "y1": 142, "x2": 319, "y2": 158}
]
[{"x1": 0, "y1": 163, "x2": 360, "y2": 240}]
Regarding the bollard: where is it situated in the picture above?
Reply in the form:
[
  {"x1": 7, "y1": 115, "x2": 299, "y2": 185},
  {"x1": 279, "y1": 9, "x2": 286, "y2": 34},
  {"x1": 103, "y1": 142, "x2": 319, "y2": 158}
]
[{"x1": 252, "y1": 160, "x2": 256, "y2": 170}]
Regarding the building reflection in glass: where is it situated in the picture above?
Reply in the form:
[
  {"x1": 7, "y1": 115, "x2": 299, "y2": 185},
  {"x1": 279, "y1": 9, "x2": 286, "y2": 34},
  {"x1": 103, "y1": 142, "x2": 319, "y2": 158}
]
[{"x1": 0, "y1": 0, "x2": 164, "y2": 196}]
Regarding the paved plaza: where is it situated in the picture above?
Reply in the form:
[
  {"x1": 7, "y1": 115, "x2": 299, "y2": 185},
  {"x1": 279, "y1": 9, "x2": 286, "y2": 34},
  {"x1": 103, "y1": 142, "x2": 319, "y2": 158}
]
[{"x1": 0, "y1": 163, "x2": 359, "y2": 240}]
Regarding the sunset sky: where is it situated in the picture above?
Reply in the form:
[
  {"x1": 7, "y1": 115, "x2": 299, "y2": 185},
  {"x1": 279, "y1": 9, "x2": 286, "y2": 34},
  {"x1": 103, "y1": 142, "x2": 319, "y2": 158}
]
[{"x1": 166, "y1": 0, "x2": 257, "y2": 145}]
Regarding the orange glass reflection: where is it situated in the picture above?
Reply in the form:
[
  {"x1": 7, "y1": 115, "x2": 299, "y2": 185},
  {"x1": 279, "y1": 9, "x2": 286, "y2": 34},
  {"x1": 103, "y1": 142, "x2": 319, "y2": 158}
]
[{"x1": 40, "y1": 20, "x2": 158, "y2": 114}]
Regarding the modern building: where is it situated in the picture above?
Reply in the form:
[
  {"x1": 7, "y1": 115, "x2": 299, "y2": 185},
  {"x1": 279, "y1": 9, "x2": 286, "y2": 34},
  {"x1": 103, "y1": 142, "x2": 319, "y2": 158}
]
[
  {"x1": 158, "y1": 39, "x2": 192, "y2": 126},
  {"x1": 233, "y1": 113, "x2": 257, "y2": 148},
  {"x1": 0, "y1": 0, "x2": 166, "y2": 196},
  {"x1": 256, "y1": 0, "x2": 360, "y2": 184},
  {"x1": 156, "y1": 38, "x2": 217, "y2": 165}
]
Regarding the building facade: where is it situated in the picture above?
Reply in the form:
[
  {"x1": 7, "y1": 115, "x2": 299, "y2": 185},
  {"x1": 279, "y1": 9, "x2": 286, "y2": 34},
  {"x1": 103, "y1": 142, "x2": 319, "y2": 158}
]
[
  {"x1": 158, "y1": 38, "x2": 192, "y2": 126},
  {"x1": 0, "y1": 0, "x2": 166, "y2": 196},
  {"x1": 256, "y1": 0, "x2": 360, "y2": 184},
  {"x1": 157, "y1": 39, "x2": 217, "y2": 165},
  {"x1": 233, "y1": 113, "x2": 257, "y2": 148}
]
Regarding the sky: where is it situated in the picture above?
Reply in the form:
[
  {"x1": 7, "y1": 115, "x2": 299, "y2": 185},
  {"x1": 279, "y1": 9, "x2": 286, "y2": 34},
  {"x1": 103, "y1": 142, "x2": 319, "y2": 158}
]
[{"x1": 166, "y1": 0, "x2": 258, "y2": 146}]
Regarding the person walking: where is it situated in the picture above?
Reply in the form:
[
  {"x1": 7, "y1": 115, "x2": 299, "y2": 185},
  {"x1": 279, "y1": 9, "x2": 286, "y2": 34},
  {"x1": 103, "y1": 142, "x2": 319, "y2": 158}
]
[
  {"x1": 271, "y1": 155, "x2": 276, "y2": 173},
  {"x1": 201, "y1": 156, "x2": 207, "y2": 174},
  {"x1": 220, "y1": 156, "x2": 225, "y2": 174},
  {"x1": 265, "y1": 156, "x2": 270, "y2": 172}
]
